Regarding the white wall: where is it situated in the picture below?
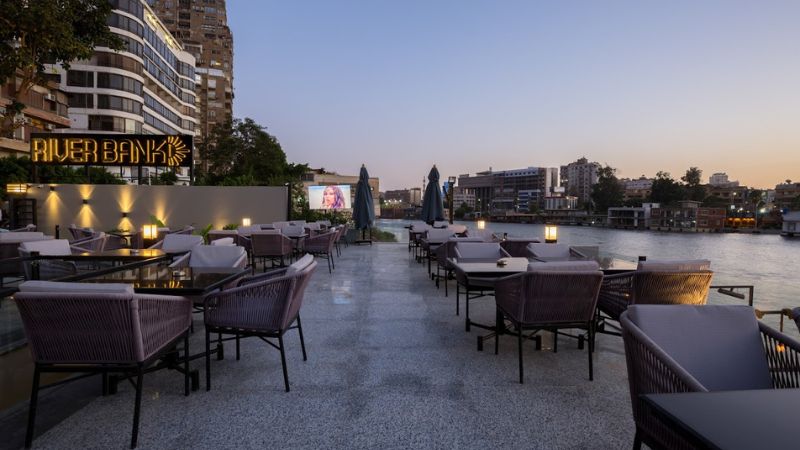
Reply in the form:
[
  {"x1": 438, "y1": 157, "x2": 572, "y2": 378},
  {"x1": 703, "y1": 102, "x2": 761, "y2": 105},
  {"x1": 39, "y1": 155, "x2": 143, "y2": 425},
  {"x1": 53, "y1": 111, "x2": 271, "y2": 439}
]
[{"x1": 26, "y1": 184, "x2": 288, "y2": 235}]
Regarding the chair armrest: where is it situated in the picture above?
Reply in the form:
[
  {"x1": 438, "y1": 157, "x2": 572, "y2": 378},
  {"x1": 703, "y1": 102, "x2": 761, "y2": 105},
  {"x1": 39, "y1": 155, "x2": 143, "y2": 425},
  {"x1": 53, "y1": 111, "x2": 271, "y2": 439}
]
[
  {"x1": 569, "y1": 247, "x2": 587, "y2": 259},
  {"x1": 136, "y1": 294, "x2": 192, "y2": 361},
  {"x1": 237, "y1": 234, "x2": 252, "y2": 250},
  {"x1": 759, "y1": 322, "x2": 800, "y2": 388},
  {"x1": 238, "y1": 267, "x2": 289, "y2": 286},
  {"x1": 234, "y1": 253, "x2": 248, "y2": 269},
  {"x1": 169, "y1": 252, "x2": 191, "y2": 269},
  {"x1": 148, "y1": 240, "x2": 164, "y2": 250}
]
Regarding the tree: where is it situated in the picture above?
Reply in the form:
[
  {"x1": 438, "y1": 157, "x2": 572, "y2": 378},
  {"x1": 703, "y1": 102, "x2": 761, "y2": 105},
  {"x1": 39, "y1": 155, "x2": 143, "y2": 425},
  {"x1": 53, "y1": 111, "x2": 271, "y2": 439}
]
[
  {"x1": 0, "y1": 0, "x2": 123, "y2": 134},
  {"x1": 590, "y1": 165, "x2": 624, "y2": 213},
  {"x1": 681, "y1": 167, "x2": 706, "y2": 201},
  {"x1": 649, "y1": 171, "x2": 683, "y2": 205},
  {"x1": 199, "y1": 118, "x2": 308, "y2": 186}
]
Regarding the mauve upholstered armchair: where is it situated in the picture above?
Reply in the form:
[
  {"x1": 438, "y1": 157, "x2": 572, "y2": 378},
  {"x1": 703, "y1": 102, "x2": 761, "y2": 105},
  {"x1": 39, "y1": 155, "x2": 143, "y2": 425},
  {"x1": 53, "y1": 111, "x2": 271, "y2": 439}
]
[
  {"x1": 434, "y1": 237, "x2": 483, "y2": 297},
  {"x1": 14, "y1": 281, "x2": 192, "y2": 449},
  {"x1": 452, "y1": 243, "x2": 512, "y2": 324},
  {"x1": 597, "y1": 259, "x2": 713, "y2": 335},
  {"x1": 494, "y1": 268, "x2": 603, "y2": 383},
  {"x1": 203, "y1": 255, "x2": 317, "y2": 392},
  {"x1": 250, "y1": 230, "x2": 293, "y2": 271},
  {"x1": 302, "y1": 231, "x2": 337, "y2": 273},
  {"x1": 621, "y1": 305, "x2": 800, "y2": 450},
  {"x1": 526, "y1": 243, "x2": 587, "y2": 261},
  {"x1": 498, "y1": 237, "x2": 540, "y2": 257}
]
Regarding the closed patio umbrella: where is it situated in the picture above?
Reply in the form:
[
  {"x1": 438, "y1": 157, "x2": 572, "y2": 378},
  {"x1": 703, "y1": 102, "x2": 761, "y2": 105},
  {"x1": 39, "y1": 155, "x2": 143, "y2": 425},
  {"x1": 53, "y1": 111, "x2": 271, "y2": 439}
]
[
  {"x1": 353, "y1": 164, "x2": 374, "y2": 244},
  {"x1": 421, "y1": 165, "x2": 444, "y2": 224}
]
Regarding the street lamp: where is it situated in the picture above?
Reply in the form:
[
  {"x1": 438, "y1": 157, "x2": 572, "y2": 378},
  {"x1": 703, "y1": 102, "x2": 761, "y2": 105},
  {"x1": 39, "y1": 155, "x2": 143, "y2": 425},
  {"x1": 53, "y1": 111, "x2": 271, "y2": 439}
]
[{"x1": 448, "y1": 176, "x2": 456, "y2": 224}]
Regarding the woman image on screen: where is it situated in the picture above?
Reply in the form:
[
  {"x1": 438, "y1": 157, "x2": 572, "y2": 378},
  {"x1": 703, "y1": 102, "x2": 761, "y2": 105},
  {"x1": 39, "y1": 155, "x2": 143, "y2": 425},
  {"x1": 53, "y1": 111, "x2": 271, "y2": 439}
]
[{"x1": 322, "y1": 185, "x2": 346, "y2": 209}]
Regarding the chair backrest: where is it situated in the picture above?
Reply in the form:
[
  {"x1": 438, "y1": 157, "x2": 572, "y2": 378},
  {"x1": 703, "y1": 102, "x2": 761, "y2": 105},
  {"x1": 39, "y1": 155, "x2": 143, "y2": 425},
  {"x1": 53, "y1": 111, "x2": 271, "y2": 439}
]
[
  {"x1": 499, "y1": 238, "x2": 540, "y2": 257},
  {"x1": 162, "y1": 234, "x2": 203, "y2": 253},
  {"x1": 631, "y1": 270, "x2": 713, "y2": 306},
  {"x1": 624, "y1": 305, "x2": 772, "y2": 390},
  {"x1": 495, "y1": 270, "x2": 603, "y2": 324},
  {"x1": 250, "y1": 232, "x2": 291, "y2": 256},
  {"x1": 527, "y1": 243, "x2": 571, "y2": 260},
  {"x1": 527, "y1": 261, "x2": 600, "y2": 272},
  {"x1": 637, "y1": 259, "x2": 711, "y2": 271},
  {"x1": 189, "y1": 245, "x2": 247, "y2": 269},
  {"x1": 426, "y1": 229, "x2": 455, "y2": 242},
  {"x1": 465, "y1": 229, "x2": 498, "y2": 242},
  {"x1": 19, "y1": 239, "x2": 72, "y2": 256},
  {"x1": 447, "y1": 224, "x2": 467, "y2": 234},
  {"x1": 19, "y1": 280, "x2": 134, "y2": 294},
  {"x1": 0, "y1": 232, "x2": 47, "y2": 243},
  {"x1": 410, "y1": 223, "x2": 431, "y2": 232},
  {"x1": 172, "y1": 226, "x2": 195, "y2": 235},
  {"x1": 210, "y1": 237, "x2": 235, "y2": 246},
  {"x1": 433, "y1": 221, "x2": 448, "y2": 228},
  {"x1": 73, "y1": 231, "x2": 107, "y2": 252},
  {"x1": 283, "y1": 225, "x2": 305, "y2": 236},
  {"x1": 454, "y1": 242, "x2": 510, "y2": 259},
  {"x1": 287, "y1": 254, "x2": 314, "y2": 275},
  {"x1": 436, "y1": 237, "x2": 483, "y2": 264}
]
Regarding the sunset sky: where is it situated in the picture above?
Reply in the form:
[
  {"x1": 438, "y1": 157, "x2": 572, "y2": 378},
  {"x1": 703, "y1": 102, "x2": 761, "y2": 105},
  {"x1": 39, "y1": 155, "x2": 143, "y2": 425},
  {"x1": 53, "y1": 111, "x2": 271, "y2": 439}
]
[{"x1": 229, "y1": 0, "x2": 800, "y2": 190}]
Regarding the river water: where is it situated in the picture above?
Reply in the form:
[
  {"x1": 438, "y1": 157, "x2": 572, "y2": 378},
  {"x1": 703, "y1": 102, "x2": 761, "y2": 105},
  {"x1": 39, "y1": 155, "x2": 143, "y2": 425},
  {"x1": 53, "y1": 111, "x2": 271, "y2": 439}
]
[{"x1": 376, "y1": 219, "x2": 800, "y2": 332}]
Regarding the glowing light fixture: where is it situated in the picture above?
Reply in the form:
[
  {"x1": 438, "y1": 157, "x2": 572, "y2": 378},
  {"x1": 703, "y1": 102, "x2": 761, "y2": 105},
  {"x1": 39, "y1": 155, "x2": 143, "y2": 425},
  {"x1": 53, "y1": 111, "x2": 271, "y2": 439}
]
[
  {"x1": 142, "y1": 224, "x2": 158, "y2": 240},
  {"x1": 82, "y1": 199, "x2": 89, "y2": 205},
  {"x1": 122, "y1": 212, "x2": 129, "y2": 218},
  {"x1": 545, "y1": 224, "x2": 558, "y2": 243},
  {"x1": 49, "y1": 185, "x2": 56, "y2": 192},
  {"x1": 242, "y1": 217, "x2": 251, "y2": 227},
  {"x1": 477, "y1": 219, "x2": 486, "y2": 230},
  {"x1": 6, "y1": 183, "x2": 27, "y2": 194}
]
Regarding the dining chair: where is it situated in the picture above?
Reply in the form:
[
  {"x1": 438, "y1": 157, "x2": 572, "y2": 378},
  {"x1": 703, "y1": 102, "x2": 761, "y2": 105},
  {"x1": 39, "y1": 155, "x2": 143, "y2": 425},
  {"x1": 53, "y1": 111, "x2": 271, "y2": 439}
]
[
  {"x1": 203, "y1": 255, "x2": 317, "y2": 392},
  {"x1": 15, "y1": 281, "x2": 192, "y2": 449},
  {"x1": 621, "y1": 304, "x2": 800, "y2": 450}
]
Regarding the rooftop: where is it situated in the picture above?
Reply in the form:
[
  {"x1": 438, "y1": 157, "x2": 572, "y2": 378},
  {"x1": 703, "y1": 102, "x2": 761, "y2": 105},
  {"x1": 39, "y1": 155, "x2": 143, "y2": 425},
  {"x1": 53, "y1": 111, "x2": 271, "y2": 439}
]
[{"x1": 1, "y1": 243, "x2": 634, "y2": 449}]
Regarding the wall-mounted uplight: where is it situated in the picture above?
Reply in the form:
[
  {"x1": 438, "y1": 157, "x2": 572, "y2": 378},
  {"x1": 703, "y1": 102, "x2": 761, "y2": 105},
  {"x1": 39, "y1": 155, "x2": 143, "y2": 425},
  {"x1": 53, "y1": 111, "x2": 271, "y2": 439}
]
[
  {"x1": 82, "y1": 199, "x2": 89, "y2": 205},
  {"x1": 142, "y1": 224, "x2": 158, "y2": 240},
  {"x1": 122, "y1": 212, "x2": 129, "y2": 218},
  {"x1": 6, "y1": 183, "x2": 27, "y2": 194},
  {"x1": 242, "y1": 217, "x2": 252, "y2": 227},
  {"x1": 49, "y1": 185, "x2": 56, "y2": 192},
  {"x1": 544, "y1": 224, "x2": 558, "y2": 244}
]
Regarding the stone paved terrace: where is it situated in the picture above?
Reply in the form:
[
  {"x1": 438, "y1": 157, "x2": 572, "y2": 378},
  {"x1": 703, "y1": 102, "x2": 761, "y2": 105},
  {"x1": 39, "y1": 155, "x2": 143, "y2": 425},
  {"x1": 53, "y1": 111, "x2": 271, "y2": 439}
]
[{"x1": 7, "y1": 243, "x2": 635, "y2": 449}]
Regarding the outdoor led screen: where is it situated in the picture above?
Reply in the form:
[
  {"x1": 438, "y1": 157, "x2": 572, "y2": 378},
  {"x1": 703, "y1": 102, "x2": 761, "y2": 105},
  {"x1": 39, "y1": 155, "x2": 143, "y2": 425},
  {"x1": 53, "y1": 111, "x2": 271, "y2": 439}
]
[
  {"x1": 308, "y1": 185, "x2": 352, "y2": 210},
  {"x1": 29, "y1": 133, "x2": 193, "y2": 168}
]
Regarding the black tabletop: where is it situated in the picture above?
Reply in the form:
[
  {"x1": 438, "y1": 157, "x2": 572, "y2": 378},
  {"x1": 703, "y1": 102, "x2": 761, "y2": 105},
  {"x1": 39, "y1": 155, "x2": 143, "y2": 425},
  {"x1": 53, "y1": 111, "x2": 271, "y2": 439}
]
[
  {"x1": 643, "y1": 389, "x2": 800, "y2": 450},
  {"x1": 76, "y1": 265, "x2": 247, "y2": 295}
]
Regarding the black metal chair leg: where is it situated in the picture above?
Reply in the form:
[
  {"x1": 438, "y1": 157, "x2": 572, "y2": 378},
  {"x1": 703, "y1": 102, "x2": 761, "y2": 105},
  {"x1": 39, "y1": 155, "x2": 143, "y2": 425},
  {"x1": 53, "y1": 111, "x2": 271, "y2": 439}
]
[
  {"x1": 331, "y1": 253, "x2": 335, "y2": 270},
  {"x1": 131, "y1": 366, "x2": 144, "y2": 449},
  {"x1": 633, "y1": 428, "x2": 643, "y2": 450},
  {"x1": 495, "y1": 308, "x2": 501, "y2": 355},
  {"x1": 278, "y1": 335, "x2": 290, "y2": 392},
  {"x1": 553, "y1": 329, "x2": 558, "y2": 353},
  {"x1": 297, "y1": 315, "x2": 308, "y2": 361},
  {"x1": 465, "y1": 293, "x2": 471, "y2": 332},
  {"x1": 205, "y1": 329, "x2": 212, "y2": 391},
  {"x1": 24, "y1": 365, "x2": 41, "y2": 448},
  {"x1": 184, "y1": 333, "x2": 190, "y2": 396},
  {"x1": 327, "y1": 256, "x2": 332, "y2": 273},
  {"x1": 518, "y1": 326, "x2": 524, "y2": 384},
  {"x1": 588, "y1": 324, "x2": 594, "y2": 381},
  {"x1": 236, "y1": 333, "x2": 241, "y2": 360},
  {"x1": 456, "y1": 284, "x2": 460, "y2": 316}
]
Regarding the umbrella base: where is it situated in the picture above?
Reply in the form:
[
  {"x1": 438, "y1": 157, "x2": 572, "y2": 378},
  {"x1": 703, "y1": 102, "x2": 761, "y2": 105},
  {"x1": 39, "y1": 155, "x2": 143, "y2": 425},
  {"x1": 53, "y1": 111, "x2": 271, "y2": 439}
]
[{"x1": 353, "y1": 228, "x2": 373, "y2": 245}]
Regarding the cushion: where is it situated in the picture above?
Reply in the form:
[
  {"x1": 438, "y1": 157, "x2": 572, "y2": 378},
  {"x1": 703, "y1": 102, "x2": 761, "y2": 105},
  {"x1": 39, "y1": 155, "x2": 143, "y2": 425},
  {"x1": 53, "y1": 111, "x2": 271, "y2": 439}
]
[
  {"x1": 527, "y1": 261, "x2": 600, "y2": 272},
  {"x1": 287, "y1": 254, "x2": 314, "y2": 275},
  {"x1": 447, "y1": 224, "x2": 467, "y2": 234},
  {"x1": 0, "y1": 232, "x2": 47, "y2": 243},
  {"x1": 19, "y1": 280, "x2": 134, "y2": 294},
  {"x1": 189, "y1": 245, "x2": 246, "y2": 268},
  {"x1": 626, "y1": 305, "x2": 772, "y2": 391},
  {"x1": 426, "y1": 229, "x2": 455, "y2": 242},
  {"x1": 162, "y1": 234, "x2": 203, "y2": 253},
  {"x1": 455, "y1": 242, "x2": 507, "y2": 259},
  {"x1": 637, "y1": 259, "x2": 711, "y2": 271},
  {"x1": 210, "y1": 237, "x2": 235, "y2": 246},
  {"x1": 19, "y1": 239, "x2": 72, "y2": 256},
  {"x1": 527, "y1": 243, "x2": 571, "y2": 259}
]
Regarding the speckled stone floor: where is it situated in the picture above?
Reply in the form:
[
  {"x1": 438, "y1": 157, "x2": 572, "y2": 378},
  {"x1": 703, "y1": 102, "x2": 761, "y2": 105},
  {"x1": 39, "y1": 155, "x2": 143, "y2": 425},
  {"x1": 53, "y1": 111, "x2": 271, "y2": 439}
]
[{"x1": 23, "y1": 243, "x2": 635, "y2": 449}]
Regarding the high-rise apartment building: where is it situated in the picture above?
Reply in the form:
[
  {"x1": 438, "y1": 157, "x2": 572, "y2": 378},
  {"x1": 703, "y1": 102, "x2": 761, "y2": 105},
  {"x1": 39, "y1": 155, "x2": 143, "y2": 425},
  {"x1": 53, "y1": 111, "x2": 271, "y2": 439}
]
[
  {"x1": 50, "y1": 0, "x2": 198, "y2": 182},
  {"x1": 1, "y1": 78, "x2": 71, "y2": 157},
  {"x1": 147, "y1": 0, "x2": 234, "y2": 150},
  {"x1": 560, "y1": 157, "x2": 600, "y2": 206},
  {"x1": 458, "y1": 166, "x2": 559, "y2": 212}
]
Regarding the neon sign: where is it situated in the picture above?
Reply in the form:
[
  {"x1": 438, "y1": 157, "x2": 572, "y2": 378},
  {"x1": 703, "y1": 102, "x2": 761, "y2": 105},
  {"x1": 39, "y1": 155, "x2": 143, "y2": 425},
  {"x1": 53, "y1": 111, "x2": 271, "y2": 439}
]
[{"x1": 30, "y1": 134, "x2": 193, "y2": 168}]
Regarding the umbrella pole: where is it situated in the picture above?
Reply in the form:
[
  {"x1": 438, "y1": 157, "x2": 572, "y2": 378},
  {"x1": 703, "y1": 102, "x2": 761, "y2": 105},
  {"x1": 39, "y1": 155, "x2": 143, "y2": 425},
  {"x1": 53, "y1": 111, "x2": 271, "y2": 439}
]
[{"x1": 355, "y1": 226, "x2": 373, "y2": 246}]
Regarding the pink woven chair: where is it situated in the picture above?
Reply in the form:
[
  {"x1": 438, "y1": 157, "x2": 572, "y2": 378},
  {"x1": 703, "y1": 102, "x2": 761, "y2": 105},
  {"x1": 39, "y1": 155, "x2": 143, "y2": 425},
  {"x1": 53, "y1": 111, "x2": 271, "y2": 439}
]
[
  {"x1": 14, "y1": 283, "x2": 192, "y2": 449},
  {"x1": 302, "y1": 231, "x2": 337, "y2": 273},
  {"x1": 250, "y1": 231, "x2": 293, "y2": 271},
  {"x1": 203, "y1": 256, "x2": 318, "y2": 392}
]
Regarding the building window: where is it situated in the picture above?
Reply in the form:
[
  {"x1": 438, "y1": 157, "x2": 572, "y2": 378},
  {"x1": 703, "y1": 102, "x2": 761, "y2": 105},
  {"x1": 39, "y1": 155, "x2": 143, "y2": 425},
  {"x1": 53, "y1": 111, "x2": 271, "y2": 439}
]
[
  {"x1": 66, "y1": 70, "x2": 94, "y2": 87},
  {"x1": 97, "y1": 94, "x2": 143, "y2": 114},
  {"x1": 67, "y1": 93, "x2": 94, "y2": 108}
]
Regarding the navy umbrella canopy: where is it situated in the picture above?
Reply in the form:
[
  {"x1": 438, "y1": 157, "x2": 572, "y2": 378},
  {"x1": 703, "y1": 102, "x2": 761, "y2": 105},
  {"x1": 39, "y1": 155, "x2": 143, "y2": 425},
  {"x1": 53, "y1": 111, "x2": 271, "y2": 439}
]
[
  {"x1": 353, "y1": 164, "x2": 375, "y2": 230},
  {"x1": 421, "y1": 165, "x2": 444, "y2": 224}
]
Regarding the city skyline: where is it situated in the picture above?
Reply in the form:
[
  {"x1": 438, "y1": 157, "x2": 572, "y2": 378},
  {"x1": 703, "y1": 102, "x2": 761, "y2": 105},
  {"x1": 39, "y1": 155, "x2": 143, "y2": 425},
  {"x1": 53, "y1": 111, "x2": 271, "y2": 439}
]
[{"x1": 229, "y1": 1, "x2": 800, "y2": 190}]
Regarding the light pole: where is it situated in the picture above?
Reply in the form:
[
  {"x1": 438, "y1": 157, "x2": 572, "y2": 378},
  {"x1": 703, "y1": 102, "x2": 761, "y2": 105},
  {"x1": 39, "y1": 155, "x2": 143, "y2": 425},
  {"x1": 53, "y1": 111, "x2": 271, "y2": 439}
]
[{"x1": 448, "y1": 176, "x2": 456, "y2": 224}]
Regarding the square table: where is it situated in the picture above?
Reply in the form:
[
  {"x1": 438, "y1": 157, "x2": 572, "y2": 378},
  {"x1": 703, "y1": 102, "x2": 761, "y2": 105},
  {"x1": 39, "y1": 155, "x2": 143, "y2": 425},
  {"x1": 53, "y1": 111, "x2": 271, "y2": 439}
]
[
  {"x1": 69, "y1": 264, "x2": 247, "y2": 296},
  {"x1": 643, "y1": 389, "x2": 799, "y2": 450}
]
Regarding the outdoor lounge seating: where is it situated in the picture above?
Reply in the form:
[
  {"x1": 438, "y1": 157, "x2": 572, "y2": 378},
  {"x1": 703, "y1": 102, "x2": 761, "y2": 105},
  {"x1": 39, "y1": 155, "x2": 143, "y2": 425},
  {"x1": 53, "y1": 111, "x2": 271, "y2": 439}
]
[
  {"x1": 0, "y1": 232, "x2": 52, "y2": 280},
  {"x1": 17, "y1": 239, "x2": 82, "y2": 280},
  {"x1": 453, "y1": 242, "x2": 510, "y2": 260},
  {"x1": 494, "y1": 267, "x2": 603, "y2": 383},
  {"x1": 169, "y1": 245, "x2": 248, "y2": 274},
  {"x1": 597, "y1": 259, "x2": 713, "y2": 335},
  {"x1": 203, "y1": 255, "x2": 317, "y2": 392},
  {"x1": 620, "y1": 304, "x2": 800, "y2": 450},
  {"x1": 434, "y1": 237, "x2": 483, "y2": 296},
  {"x1": 149, "y1": 234, "x2": 203, "y2": 253},
  {"x1": 452, "y1": 243, "x2": 511, "y2": 321},
  {"x1": 14, "y1": 281, "x2": 192, "y2": 448},
  {"x1": 302, "y1": 231, "x2": 337, "y2": 273},
  {"x1": 250, "y1": 230, "x2": 293, "y2": 271},
  {"x1": 526, "y1": 243, "x2": 587, "y2": 261}
]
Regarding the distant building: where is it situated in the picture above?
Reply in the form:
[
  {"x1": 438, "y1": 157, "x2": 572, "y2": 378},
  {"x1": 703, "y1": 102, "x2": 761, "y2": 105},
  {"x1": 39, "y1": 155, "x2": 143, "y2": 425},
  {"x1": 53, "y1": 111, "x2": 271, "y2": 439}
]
[
  {"x1": 607, "y1": 203, "x2": 659, "y2": 229},
  {"x1": 302, "y1": 169, "x2": 381, "y2": 216},
  {"x1": 384, "y1": 188, "x2": 421, "y2": 207},
  {"x1": 782, "y1": 211, "x2": 800, "y2": 237},
  {"x1": 47, "y1": 0, "x2": 198, "y2": 183},
  {"x1": 1, "y1": 75, "x2": 71, "y2": 157},
  {"x1": 709, "y1": 172, "x2": 740, "y2": 187},
  {"x1": 649, "y1": 201, "x2": 726, "y2": 231},
  {"x1": 458, "y1": 166, "x2": 559, "y2": 213},
  {"x1": 621, "y1": 176, "x2": 653, "y2": 203},
  {"x1": 452, "y1": 186, "x2": 475, "y2": 210},
  {"x1": 560, "y1": 157, "x2": 600, "y2": 205},
  {"x1": 544, "y1": 195, "x2": 578, "y2": 211},
  {"x1": 706, "y1": 185, "x2": 749, "y2": 209},
  {"x1": 774, "y1": 181, "x2": 800, "y2": 210},
  {"x1": 148, "y1": 0, "x2": 234, "y2": 170}
]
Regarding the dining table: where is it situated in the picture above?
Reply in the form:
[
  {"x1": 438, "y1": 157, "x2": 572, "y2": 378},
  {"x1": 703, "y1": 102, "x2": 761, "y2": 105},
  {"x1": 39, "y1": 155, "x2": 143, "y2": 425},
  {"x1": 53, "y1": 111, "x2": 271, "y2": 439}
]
[{"x1": 642, "y1": 389, "x2": 800, "y2": 450}]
